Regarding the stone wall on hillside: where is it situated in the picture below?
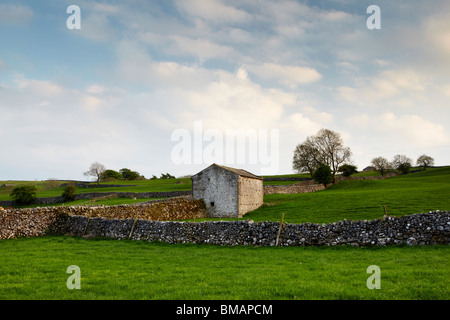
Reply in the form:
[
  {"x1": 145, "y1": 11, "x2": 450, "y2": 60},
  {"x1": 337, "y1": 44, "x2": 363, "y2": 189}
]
[
  {"x1": 1, "y1": 203, "x2": 448, "y2": 247},
  {"x1": 263, "y1": 172, "x2": 399, "y2": 195},
  {"x1": 0, "y1": 197, "x2": 206, "y2": 240},
  {"x1": 263, "y1": 180, "x2": 326, "y2": 195},
  {"x1": 65, "y1": 211, "x2": 450, "y2": 246},
  {"x1": 0, "y1": 190, "x2": 191, "y2": 207}
]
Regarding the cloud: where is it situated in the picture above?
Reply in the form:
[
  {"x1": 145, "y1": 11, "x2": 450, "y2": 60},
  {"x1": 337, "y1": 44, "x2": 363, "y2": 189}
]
[
  {"x1": 423, "y1": 10, "x2": 450, "y2": 63},
  {"x1": 0, "y1": 4, "x2": 33, "y2": 25},
  {"x1": 0, "y1": 76, "x2": 154, "y2": 179},
  {"x1": 380, "y1": 113, "x2": 449, "y2": 147},
  {"x1": 347, "y1": 112, "x2": 449, "y2": 149},
  {"x1": 336, "y1": 68, "x2": 430, "y2": 106},
  {"x1": 246, "y1": 63, "x2": 322, "y2": 88},
  {"x1": 143, "y1": 66, "x2": 296, "y2": 131},
  {"x1": 166, "y1": 36, "x2": 237, "y2": 62},
  {"x1": 175, "y1": 0, "x2": 252, "y2": 23}
]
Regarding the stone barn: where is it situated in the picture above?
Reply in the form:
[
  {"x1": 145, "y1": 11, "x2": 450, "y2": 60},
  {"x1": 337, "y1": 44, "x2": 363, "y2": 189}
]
[{"x1": 191, "y1": 164, "x2": 264, "y2": 218}]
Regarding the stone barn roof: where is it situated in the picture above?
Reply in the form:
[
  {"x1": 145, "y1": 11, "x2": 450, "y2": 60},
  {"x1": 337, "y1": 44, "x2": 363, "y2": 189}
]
[{"x1": 193, "y1": 164, "x2": 263, "y2": 180}]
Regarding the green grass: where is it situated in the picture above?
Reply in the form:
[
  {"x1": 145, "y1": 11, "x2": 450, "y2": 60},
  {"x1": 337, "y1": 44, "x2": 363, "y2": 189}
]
[
  {"x1": 0, "y1": 236, "x2": 448, "y2": 300},
  {"x1": 0, "y1": 178, "x2": 192, "y2": 202},
  {"x1": 12, "y1": 197, "x2": 169, "y2": 208},
  {"x1": 245, "y1": 167, "x2": 450, "y2": 224},
  {"x1": 1, "y1": 168, "x2": 449, "y2": 300},
  {"x1": 3, "y1": 167, "x2": 448, "y2": 225}
]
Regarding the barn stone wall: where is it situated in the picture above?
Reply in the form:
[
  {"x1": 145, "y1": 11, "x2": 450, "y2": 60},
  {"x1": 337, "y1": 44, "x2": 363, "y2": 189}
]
[
  {"x1": 192, "y1": 166, "x2": 239, "y2": 218},
  {"x1": 238, "y1": 176, "x2": 264, "y2": 217}
]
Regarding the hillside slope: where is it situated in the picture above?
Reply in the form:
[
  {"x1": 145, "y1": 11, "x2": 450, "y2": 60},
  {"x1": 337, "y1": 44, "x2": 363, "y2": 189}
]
[{"x1": 245, "y1": 167, "x2": 450, "y2": 224}]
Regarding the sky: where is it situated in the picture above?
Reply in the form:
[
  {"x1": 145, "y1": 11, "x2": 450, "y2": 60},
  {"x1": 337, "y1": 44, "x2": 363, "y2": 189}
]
[{"x1": 0, "y1": 0, "x2": 449, "y2": 180}]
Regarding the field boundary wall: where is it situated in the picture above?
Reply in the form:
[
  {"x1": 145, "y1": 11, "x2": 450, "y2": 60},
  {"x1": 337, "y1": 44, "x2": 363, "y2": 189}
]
[{"x1": 1, "y1": 204, "x2": 448, "y2": 247}]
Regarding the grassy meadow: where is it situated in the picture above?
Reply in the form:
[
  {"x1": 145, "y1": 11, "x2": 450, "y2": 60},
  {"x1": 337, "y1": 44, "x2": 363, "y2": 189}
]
[
  {"x1": 0, "y1": 236, "x2": 448, "y2": 300},
  {"x1": 0, "y1": 178, "x2": 192, "y2": 202},
  {"x1": 0, "y1": 167, "x2": 449, "y2": 300},
  {"x1": 246, "y1": 166, "x2": 450, "y2": 224}
]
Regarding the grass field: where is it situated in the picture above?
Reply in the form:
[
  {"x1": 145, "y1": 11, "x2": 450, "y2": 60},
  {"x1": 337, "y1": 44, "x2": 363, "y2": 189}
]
[
  {"x1": 0, "y1": 178, "x2": 192, "y2": 202},
  {"x1": 2, "y1": 168, "x2": 449, "y2": 220},
  {"x1": 1, "y1": 167, "x2": 448, "y2": 300},
  {"x1": 0, "y1": 236, "x2": 448, "y2": 300},
  {"x1": 245, "y1": 167, "x2": 450, "y2": 224}
]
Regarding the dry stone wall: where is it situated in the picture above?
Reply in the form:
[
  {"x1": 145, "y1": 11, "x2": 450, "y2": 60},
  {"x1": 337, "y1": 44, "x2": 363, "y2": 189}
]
[
  {"x1": 0, "y1": 190, "x2": 191, "y2": 207},
  {"x1": 65, "y1": 211, "x2": 450, "y2": 246},
  {"x1": 264, "y1": 180, "x2": 325, "y2": 195},
  {"x1": 0, "y1": 197, "x2": 206, "y2": 240},
  {"x1": 1, "y1": 203, "x2": 448, "y2": 246},
  {"x1": 263, "y1": 173, "x2": 399, "y2": 195}
]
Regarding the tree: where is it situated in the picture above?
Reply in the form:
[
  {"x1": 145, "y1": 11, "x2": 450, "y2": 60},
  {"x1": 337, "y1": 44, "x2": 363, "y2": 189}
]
[
  {"x1": 292, "y1": 141, "x2": 319, "y2": 178},
  {"x1": 392, "y1": 154, "x2": 413, "y2": 175},
  {"x1": 338, "y1": 164, "x2": 358, "y2": 177},
  {"x1": 43, "y1": 178, "x2": 60, "y2": 190},
  {"x1": 62, "y1": 183, "x2": 77, "y2": 202},
  {"x1": 312, "y1": 164, "x2": 333, "y2": 188},
  {"x1": 84, "y1": 162, "x2": 106, "y2": 184},
  {"x1": 416, "y1": 154, "x2": 434, "y2": 170},
  {"x1": 160, "y1": 173, "x2": 175, "y2": 179},
  {"x1": 10, "y1": 185, "x2": 37, "y2": 205},
  {"x1": 101, "y1": 169, "x2": 123, "y2": 181},
  {"x1": 371, "y1": 157, "x2": 391, "y2": 176},
  {"x1": 119, "y1": 168, "x2": 141, "y2": 180},
  {"x1": 293, "y1": 129, "x2": 352, "y2": 181},
  {"x1": 397, "y1": 162, "x2": 411, "y2": 175}
]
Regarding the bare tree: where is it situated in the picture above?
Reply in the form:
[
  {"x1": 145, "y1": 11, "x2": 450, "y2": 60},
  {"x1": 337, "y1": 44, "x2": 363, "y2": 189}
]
[
  {"x1": 293, "y1": 129, "x2": 352, "y2": 181},
  {"x1": 392, "y1": 154, "x2": 413, "y2": 175},
  {"x1": 416, "y1": 154, "x2": 434, "y2": 170},
  {"x1": 43, "y1": 178, "x2": 60, "y2": 190},
  {"x1": 292, "y1": 139, "x2": 319, "y2": 178},
  {"x1": 392, "y1": 154, "x2": 413, "y2": 169},
  {"x1": 370, "y1": 156, "x2": 392, "y2": 176},
  {"x1": 84, "y1": 162, "x2": 106, "y2": 184}
]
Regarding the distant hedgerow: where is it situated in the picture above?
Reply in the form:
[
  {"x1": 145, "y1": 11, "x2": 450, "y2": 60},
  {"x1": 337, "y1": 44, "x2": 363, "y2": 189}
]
[
  {"x1": 62, "y1": 184, "x2": 77, "y2": 202},
  {"x1": 10, "y1": 185, "x2": 37, "y2": 206}
]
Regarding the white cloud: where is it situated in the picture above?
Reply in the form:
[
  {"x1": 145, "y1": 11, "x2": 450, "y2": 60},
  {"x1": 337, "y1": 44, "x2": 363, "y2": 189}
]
[
  {"x1": 0, "y1": 4, "x2": 33, "y2": 25},
  {"x1": 442, "y1": 84, "x2": 450, "y2": 97},
  {"x1": 347, "y1": 112, "x2": 449, "y2": 149},
  {"x1": 87, "y1": 85, "x2": 108, "y2": 95},
  {"x1": 282, "y1": 113, "x2": 322, "y2": 136},
  {"x1": 175, "y1": 0, "x2": 252, "y2": 23},
  {"x1": 14, "y1": 77, "x2": 64, "y2": 98},
  {"x1": 379, "y1": 113, "x2": 449, "y2": 147},
  {"x1": 167, "y1": 36, "x2": 237, "y2": 62},
  {"x1": 246, "y1": 63, "x2": 322, "y2": 87},
  {"x1": 423, "y1": 9, "x2": 450, "y2": 61},
  {"x1": 336, "y1": 68, "x2": 430, "y2": 105},
  {"x1": 170, "y1": 66, "x2": 292, "y2": 130},
  {"x1": 301, "y1": 106, "x2": 333, "y2": 124}
]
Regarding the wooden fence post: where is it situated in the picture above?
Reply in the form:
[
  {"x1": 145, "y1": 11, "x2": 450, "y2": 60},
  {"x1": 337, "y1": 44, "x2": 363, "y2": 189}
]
[
  {"x1": 128, "y1": 211, "x2": 140, "y2": 239},
  {"x1": 276, "y1": 213, "x2": 285, "y2": 246},
  {"x1": 82, "y1": 214, "x2": 91, "y2": 237}
]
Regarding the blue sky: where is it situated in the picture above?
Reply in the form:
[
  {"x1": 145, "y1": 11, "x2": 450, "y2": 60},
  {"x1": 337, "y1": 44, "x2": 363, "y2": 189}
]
[{"x1": 0, "y1": 0, "x2": 449, "y2": 180}]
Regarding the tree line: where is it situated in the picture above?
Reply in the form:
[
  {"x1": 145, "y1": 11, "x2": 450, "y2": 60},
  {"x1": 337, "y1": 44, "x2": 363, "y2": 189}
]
[
  {"x1": 370, "y1": 154, "x2": 434, "y2": 176},
  {"x1": 84, "y1": 162, "x2": 175, "y2": 184},
  {"x1": 292, "y1": 128, "x2": 435, "y2": 187}
]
